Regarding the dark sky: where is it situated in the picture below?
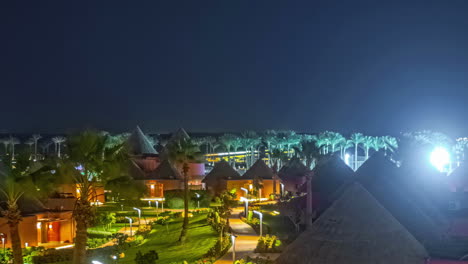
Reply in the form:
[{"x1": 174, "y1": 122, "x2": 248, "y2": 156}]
[{"x1": 2, "y1": 1, "x2": 468, "y2": 136}]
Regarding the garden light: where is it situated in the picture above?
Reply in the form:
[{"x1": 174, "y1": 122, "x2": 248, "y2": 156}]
[
  {"x1": 240, "y1": 187, "x2": 248, "y2": 195},
  {"x1": 230, "y1": 234, "x2": 237, "y2": 263},
  {"x1": 125, "y1": 217, "x2": 133, "y2": 236},
  {"x1": 195, "y1": 193, "x2": 200, "y2": 208},
  {"x1": 133, "y1": 207, "x2": 141, "y2": 225},
  {"x1": 240, "y1": 197, "x2": 249, "y2": 216},
  {"x1": 253, "y1": 210, "x2": 263, "y2": 237}
]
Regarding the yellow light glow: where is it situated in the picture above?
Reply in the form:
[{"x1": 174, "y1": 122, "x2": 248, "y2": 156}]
[
  {"x1": 48, "y1": 224, "x2": 53, "y2": 229},
  {"x1": 150, "y1": 184, "x2": 155, "y2": 189},
  {"x1": 249, "y1": 184, "x2": 253, "y2": 190},
  {"x1": 36, "y1": 222, "x2": 42, "y2": 229}
]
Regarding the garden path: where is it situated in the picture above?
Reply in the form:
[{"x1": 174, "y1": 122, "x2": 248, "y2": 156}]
[{"x1": 215, "y1": 207, "x2": 259, "y2": 264}]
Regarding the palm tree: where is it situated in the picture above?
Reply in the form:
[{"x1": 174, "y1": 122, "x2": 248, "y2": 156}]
[
  {"x1": 52, "y1": 136, "x2": 66, "y2": 157},
  {"x1": 0, "y1": 138, "x2": 9, "y2": 155},
  {"x1": 241, "y1": 131, "x2": 260, "y2": 168},
  {"x1": 25, "y1": 138, "x2": 34, "y2": 156},
  {"x1": 328, "y1": 132, "x2": 345, "y2": 154},
  {"x1": 219, "y1": 134, "x2": 237, "y2": 165},
  {"x1": 262, "y1": 130, "x2": 278, "y2": 166},
  {"x1": 383, "y1": 136, "x2": 398, "y2": 154},
  {"x1": 294, "y1": 139, "x2": 321, "y2": 169},
  {"x1": 167, "y1": 138, "x2": 202, "y2": 243},
  {"x1": 338, "y1": 139, "x2": 351, "y2": 159},
  {"x1": 8, "y1": 136, "x2": 20, "y2": 160},
  {"x1": 55, "y1": 131, "x2": 127, "y2": 264},
  {"x1": 32, "y1": 134, "x2": 42, "y2": 161},
  {"x1": 350, "y1": 133, "x2": 365, "y2": 170},
  {"x1": 362, "y1": 136, "x2": 376, "y2": 160},
  {"x1": 0, "y1": 153, "x2": 43, "y2": 264}
]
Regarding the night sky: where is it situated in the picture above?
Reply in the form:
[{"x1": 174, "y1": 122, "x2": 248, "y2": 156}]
[{"x1": 2, "y1": 1, "x2": 468, "y2": 136}]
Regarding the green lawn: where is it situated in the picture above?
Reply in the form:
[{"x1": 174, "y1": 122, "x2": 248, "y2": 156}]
[
  {"x1": 257, "y1": 205, "x2": 299, "y2": 243},
  {"x1": 118, "y1": 214, "x2": 218, "y2": 264}
]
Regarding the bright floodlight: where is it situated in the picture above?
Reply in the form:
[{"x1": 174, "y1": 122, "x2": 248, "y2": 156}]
[{"x1": 430, "y1": 147, "x2": 450, "y2": 172}]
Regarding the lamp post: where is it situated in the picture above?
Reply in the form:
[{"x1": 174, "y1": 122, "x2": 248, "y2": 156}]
[
  {"x1": 253, "y1": 210, "x2": 263, "y2": 237},
  {"x1": 133, "y1": 207, "x2": 141, "y2": 225},
  {"x1": 240, "y1": 187, "x2": 248, "y2": 196},
  {"x1": 230, "y1": 234, "x2": 237, "y2": 263},
  {"x1": 125, "y1": 217, "x2": 133, "y2": 236},
  {"x1": 280, "y1": 183, "x2": 284, "y2": 197},
  {"x1": 120, "y1": 204, "x2": 124, "y2": 211},
  {"x1": 148, "y1": 200, "x2": 151, "y2": 207},
  {"x1": 156, "y1": 201, "x2": 159, "y2": 217},
  {"x1": 240, "y1": 197, "x2": 249, "y2": 216},
  {"x1": 195, "y1": 193, "x2": 200, "y2": 209}
]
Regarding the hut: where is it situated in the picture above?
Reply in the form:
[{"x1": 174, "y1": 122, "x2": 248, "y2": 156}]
[
  {"x1": 142, "y1": 159, "x2": 183, "y2": 198},
  {"x1": 276, "y1": 183, "x2": 429, "y2": 264},
  {"x1": 278, "y1": 157, "x2": 309, "y2": 194},
  {"x1": 356, "y1": 152, "x2": 447, "y2": 245},
  {"x1": 226, "y1": 159, "x2": 279, "y2": 199},
  {"x1": 202, "y1": 160, "x2": 241, "y2": 196},
  {"x1": 298, "y1": 154, "x2": 354, "y2": 215},
  {"x1": 127, "y1": 126, "x2": 160, "y2": 173}
]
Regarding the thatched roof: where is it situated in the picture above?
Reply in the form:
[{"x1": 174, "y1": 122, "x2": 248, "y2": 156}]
[
  {"x1": 356, "y1": 152, "x2": 447, "y2": 246},
  {"x1": 278, "y1": 157, "x2": 309, "y2": 180},
  {"x1": 146, "y1": 159, "x2": 181, "y2": 180},
  {"x1": 277, "y1": 183, "x2": 429, "y2": 264},
  {"x1": 127, "y1": 126, "x2": 157, "y2": 155},
  {"x1": 202, "y1": 160, "x2": 241, "y2": 183},
  {"x1": 242, "y1": 159, "x2": 274, "y2": 180},
  {"x1": 129, "y1": 160, "x2": 146, "y2": 180}
]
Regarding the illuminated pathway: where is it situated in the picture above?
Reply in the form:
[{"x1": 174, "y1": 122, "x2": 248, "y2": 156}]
[{"x1": 215, "y1": 207, "x2": 259, "y2": 264}]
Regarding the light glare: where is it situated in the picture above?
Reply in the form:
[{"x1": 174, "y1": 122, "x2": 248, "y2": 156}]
[{"x1": 430, "y1": 147, "x2": 450, "y2": 172}]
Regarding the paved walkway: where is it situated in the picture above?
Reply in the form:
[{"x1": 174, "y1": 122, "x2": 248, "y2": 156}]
[{"x1": 215, "y1": 208, "x2": 259, "y2": 264}]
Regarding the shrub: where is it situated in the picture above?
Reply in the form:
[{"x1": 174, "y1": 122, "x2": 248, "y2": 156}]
[
  {"x1": 164, "y1": 190, "x2": 211, "y2": 209},
  {"x1": 168, "y1": 197, "x2": 185, "y2": 209},
  {"x1": 135, "y1": 250, "x2": 159, "y2": 264},
  {"x1": 254, "y1": 235, "x2": 282, "y2": 253}
]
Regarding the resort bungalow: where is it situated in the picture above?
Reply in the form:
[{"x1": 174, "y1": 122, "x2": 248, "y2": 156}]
[
  {"x1": 226, "y1": 159, "x2": 280, "y2": 200},
  {"x1": 0, "y1": 198, "x2": 75, "y2": 248},
  {"x1": 298, "y1": 154, "x2": 354, "y2": 215},
  {"x1": 202, "y1": 160, "x2": 242, "y2": 196},
  {"x1": 277, "y1": 183, "x2": 429, "y2": 264},
  {"x1": 278, "y1": 157, "x2": 309, "y2": 194},
  {"x1": 356, "y1": 153, "x2": 468, "y2": 262}
]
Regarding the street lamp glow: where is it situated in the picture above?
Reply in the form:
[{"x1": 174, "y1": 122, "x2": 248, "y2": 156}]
[
  {"x1": 125, "y1": 217, "x2": 133, "y2": 236},
  {"x1": 430, "y1": 147, "x2": 451, "y2": 172},
  {"x1": 253, "y1": 210, "x2": 263, "y2": 237},
  {"x1": 195, "y1": 193, "x2": 200, "y2": 208},
  {"x1": 92, "y1": 261, "x2": 103, "y2": 264},
  {"x1": 280, "y1": 183, "x2": 284, "y2": 197}
]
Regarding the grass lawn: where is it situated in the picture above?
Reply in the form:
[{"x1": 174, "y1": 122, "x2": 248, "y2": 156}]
[
  {"x1": 119, "y1": 214, "x2": 218, "y2": 264},
  {"x1": 256, "y1": 205, "x2": 299, "y2": 243}
]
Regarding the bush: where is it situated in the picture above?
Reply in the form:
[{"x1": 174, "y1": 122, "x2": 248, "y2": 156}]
[
  {"x1": 164, "y1": 190, "x2": 211, "y2": 209},
  {"x1": 254, "y1": 235, "x2": 282, "y2": 253},
  {"x1": 87, "y1": 237, "x2": 109, "y2": 248},
  {"x1": 168, "y1": 197, "x2": 185, "y2": 209},
  {"x1": 135, "y1": 250, "x2": 159, "y2": 264}
]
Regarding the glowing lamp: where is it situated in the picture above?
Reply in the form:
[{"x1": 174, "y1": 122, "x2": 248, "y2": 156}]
[
  {"x1": 49, "y1": 224, "x2": 53, "y2": 229},
  {"x1": 150, "y1": 184, "x2": 155, "y2": 189},
  {"x1": 430, "y1": 147, "x2": 451, "y2": 172},
  {"x1": 36, "y1": 222, "x2": 42, "y2": 229}
]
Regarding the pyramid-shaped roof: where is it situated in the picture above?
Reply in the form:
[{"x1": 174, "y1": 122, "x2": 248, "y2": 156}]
[
  {"x1": 242, "y1": 159, "x2": 274, "y2": 180},
  {"x1": 126, "y1": 126, "x2": 157, "y2": 155},
  {"x1": 356, "y1": 152, "x2": 446, "y2": 245},
  {"x1": 202, "y1": 160, "x2": 241, "y2": 183},
  {"x1": 278, "y1": 157, "x2": 309, "y2": 180},
  {"x1": 277, "y1": 183, "x2": 428, "y2": 264},
  {"x1": 168, "y1": 128, "x2": 190, "y2": 143},
  {"x1": 309, "y1": 154, "x2": 354, "y2": 195},
  {"x1": 147, "y1": 159, "x2": 181, "y2": 180}
]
